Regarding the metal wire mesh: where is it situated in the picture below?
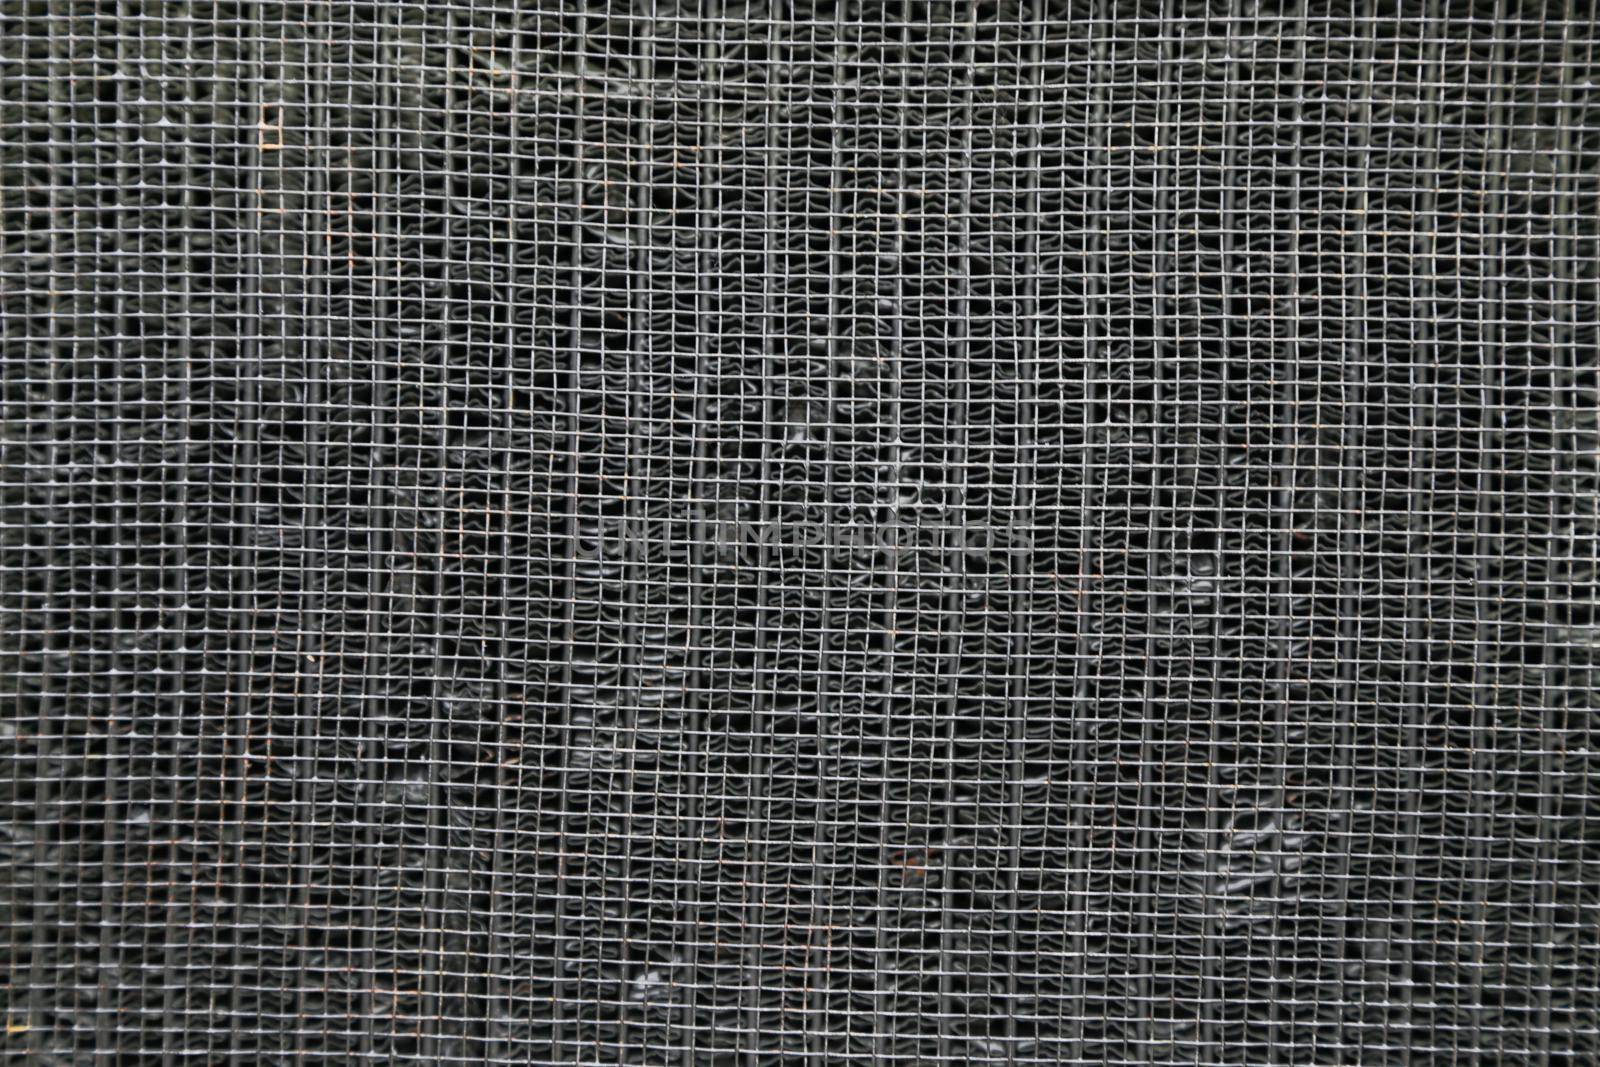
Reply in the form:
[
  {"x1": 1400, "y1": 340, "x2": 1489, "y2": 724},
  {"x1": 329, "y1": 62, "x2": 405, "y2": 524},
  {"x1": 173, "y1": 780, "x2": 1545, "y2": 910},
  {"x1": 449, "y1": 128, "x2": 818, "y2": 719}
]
[{"x1": 5, "y1": 1, "x2": 1600, "y2": 1063}]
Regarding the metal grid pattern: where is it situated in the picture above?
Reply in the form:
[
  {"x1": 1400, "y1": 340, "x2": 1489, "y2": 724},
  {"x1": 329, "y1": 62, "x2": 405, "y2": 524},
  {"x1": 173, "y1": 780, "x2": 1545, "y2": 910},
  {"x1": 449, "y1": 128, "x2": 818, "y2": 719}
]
[{"x1": 5, "y1": 2, "x2": 1600, "y2": 1063}]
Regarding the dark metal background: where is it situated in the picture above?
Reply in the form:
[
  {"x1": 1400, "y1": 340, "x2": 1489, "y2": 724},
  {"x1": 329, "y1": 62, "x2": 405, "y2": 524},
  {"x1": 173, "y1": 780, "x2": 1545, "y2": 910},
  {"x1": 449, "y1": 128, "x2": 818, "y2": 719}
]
[{"x1": 4, "y1": 2, "x2": 1599, "y2": 1063}]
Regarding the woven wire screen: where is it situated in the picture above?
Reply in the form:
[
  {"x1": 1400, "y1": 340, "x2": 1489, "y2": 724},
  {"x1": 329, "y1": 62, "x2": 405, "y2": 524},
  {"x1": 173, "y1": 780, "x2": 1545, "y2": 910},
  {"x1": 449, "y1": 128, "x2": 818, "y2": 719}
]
[{"x1": 5, "y1": 1, "x2": 1600, "y2": 1064}]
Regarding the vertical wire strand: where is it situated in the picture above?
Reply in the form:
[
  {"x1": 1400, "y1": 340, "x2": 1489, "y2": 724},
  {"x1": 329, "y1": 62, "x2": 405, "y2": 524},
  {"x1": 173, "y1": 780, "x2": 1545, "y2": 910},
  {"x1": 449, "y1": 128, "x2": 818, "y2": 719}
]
[
  {"x1": 927, "y1": 5, "x2": 981, "y2": 1062},
  {"x1": 289, "y1": 7, "x2": 335, "y2": 1057},
  {"x1": 671, "y1": 6, "x2": 729, "y2": 1060},
  {"x1": 800, "y1": 5, "x2": 852, "y2": 1059},
  {"x1": 220, "y1": 2, "x2": 269, "y2": 1059},
  {"x1": 1533, "y1": 1, "x2": 1587, "y2": 1056},
  {"x1": 158, "y1": 6, "x2": 204, "y2": 1059},
  {"x1": 1061, "y1": 2, "x2": 1111, "y2": 1057},
  {"x1": 737, "y1": 7, "x2": 789, "y2": 1064},
  {"x1": 1324, "y1": 6, "x2": 1382, "y2": 1057},
  {"x1": 93, "y1": 4, "x2": 134, "y2": 1061},
  {"x1": 1392, "y1": 3, "x2": 1450, "y2": 1057},
  {"x1": 10, "y1": 6, "x2": 71, "y2": 1053},
  {"x1": 998, "y1": 4, "x2": 1050, "y2": 1060},
  {"x1": 1460, "y1": 6, "x2": 1514, "y2": 1053},
  {"x1": 1196, "y1": 3, "x2": 1246, "y2": 1059},
  {"x1": 1260, "y1": 5, "x2": 1311, "y2": 1059},
  {"x1": 547, "y1": 5, "x2": 594, "y2": 1059}
]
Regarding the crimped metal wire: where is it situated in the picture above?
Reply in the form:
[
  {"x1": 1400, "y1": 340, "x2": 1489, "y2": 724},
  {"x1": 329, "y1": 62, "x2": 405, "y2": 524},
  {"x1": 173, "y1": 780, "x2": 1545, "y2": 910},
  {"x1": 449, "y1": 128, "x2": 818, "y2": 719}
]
[{"x1": 4, "y1": 1, "x2": 1599, "y2": 1064}]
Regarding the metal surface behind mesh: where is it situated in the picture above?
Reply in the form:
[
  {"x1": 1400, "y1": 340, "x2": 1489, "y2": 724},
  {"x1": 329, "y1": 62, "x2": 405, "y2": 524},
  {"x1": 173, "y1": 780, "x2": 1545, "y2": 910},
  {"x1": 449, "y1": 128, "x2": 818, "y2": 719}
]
[{"x1": 5, "y1": 2, "x2": 1600, "y2": 1064}]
